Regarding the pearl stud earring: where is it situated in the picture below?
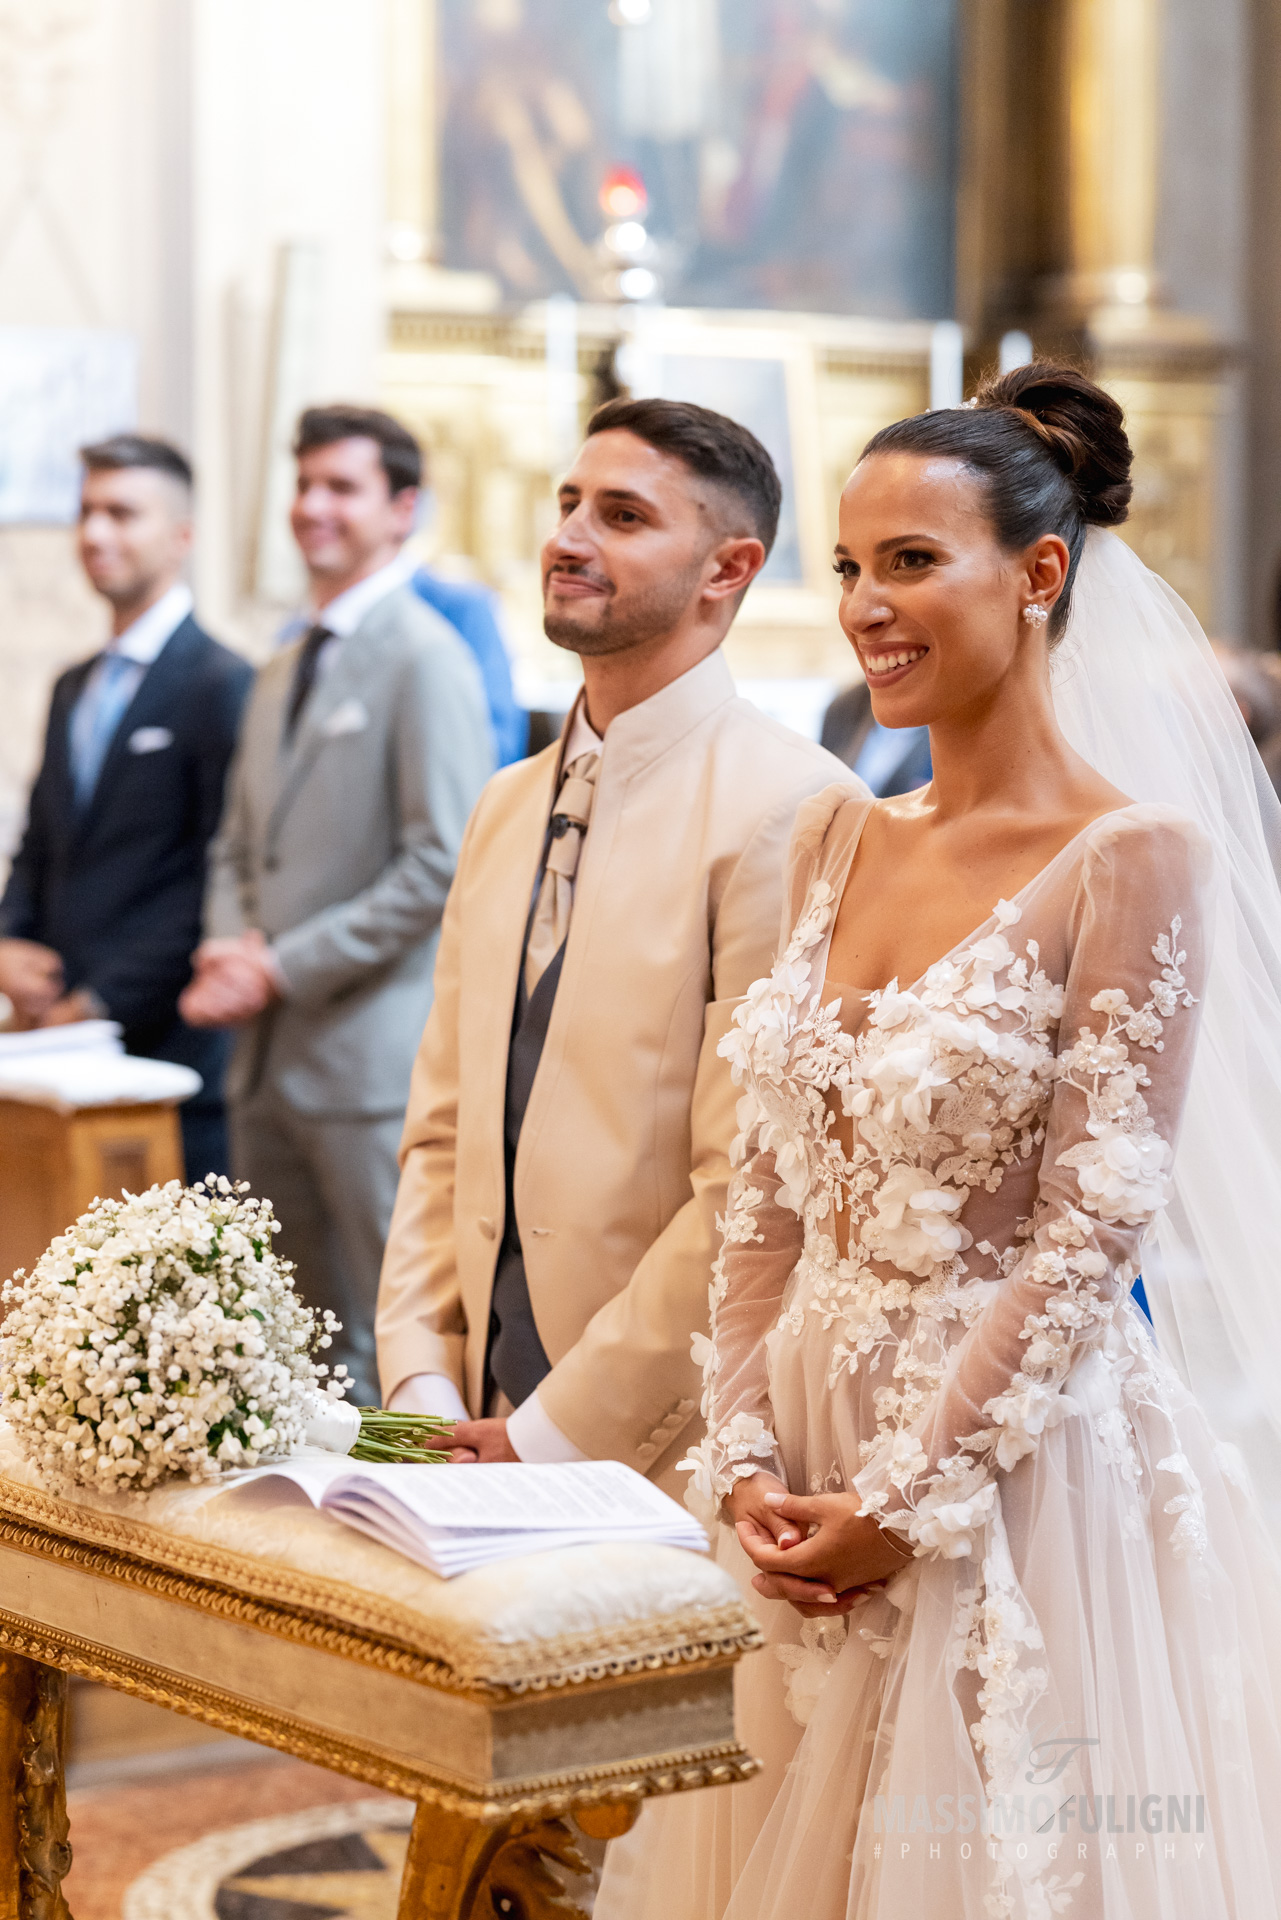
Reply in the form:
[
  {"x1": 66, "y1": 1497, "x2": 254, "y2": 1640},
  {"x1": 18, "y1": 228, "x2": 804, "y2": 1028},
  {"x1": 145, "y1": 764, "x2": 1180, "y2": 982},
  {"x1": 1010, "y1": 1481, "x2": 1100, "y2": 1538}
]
[{"x1": 1022, "y1": 604, "x2": 1049, "y2": 628}]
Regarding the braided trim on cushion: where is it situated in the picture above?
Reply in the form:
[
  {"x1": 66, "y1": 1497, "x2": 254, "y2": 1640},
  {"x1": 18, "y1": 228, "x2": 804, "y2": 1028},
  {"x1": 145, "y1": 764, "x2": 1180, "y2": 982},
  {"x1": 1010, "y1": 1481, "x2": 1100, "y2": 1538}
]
[{"x1": 0, "y1": 1477, "x2": 760, "y2": 1692}]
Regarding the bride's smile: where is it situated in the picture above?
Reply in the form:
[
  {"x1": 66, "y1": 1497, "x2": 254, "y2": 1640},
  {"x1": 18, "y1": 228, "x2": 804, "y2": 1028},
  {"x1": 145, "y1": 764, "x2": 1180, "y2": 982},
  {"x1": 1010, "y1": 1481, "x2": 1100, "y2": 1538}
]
[{"x1": 854, "y1": 643, "x2": 929, "y2": 686}]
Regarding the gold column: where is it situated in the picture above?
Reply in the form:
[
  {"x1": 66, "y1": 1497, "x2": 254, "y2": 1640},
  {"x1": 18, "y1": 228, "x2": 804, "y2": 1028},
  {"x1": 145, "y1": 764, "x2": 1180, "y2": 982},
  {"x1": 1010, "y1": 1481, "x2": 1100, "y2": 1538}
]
[
  {"x1": 959, "y1": 0, "x2": 1231, "y2": 627},
  {"x1": 1058, "y1": 0, "x2": 1228, "y2": 625},
  {"x1": 1061, "y1": 0, "x2": 1161, "y2": 315},
  {"x1": 386, "y1": 0, "x2": 438, "y2": 261}
]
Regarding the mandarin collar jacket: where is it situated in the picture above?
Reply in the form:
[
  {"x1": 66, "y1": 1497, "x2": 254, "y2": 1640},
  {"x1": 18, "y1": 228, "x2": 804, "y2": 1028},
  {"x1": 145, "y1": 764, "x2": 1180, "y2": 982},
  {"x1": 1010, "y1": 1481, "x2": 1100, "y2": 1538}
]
[{"x1": 376, "y1": 648, "x2": 859, "y2": 1478}]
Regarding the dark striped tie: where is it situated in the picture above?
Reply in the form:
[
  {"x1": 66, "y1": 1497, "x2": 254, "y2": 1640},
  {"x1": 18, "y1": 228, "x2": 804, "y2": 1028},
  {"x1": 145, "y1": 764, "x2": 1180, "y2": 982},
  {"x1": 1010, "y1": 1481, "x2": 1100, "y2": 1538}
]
[{"x1": 286, "y1": 624, "x2": 332, "y2": 738}]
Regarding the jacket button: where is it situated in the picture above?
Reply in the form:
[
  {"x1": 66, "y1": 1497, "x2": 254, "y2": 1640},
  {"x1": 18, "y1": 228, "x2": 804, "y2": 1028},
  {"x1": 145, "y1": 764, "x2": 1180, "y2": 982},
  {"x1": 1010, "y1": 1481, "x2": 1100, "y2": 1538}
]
[
  {"x1": 478, "y1": 1217, "x2": 497, "y2": 1240},
  {"x1": 263, "y1": 855, "x2": 279, "y2": 873}
]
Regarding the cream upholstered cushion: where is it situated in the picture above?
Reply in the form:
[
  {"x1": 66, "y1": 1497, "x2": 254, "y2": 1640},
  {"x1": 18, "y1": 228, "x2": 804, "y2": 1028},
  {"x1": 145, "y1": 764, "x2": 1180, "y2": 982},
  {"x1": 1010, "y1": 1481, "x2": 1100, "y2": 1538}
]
[{"x1": 0, "y1": 1429, "x2": 757, "y2": 1693}]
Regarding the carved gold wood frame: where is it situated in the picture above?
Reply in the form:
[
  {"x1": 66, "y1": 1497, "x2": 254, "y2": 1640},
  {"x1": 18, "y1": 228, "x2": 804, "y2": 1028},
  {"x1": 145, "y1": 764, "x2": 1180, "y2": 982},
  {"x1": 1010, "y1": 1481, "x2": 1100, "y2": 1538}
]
[{"x1": 0, "y1": 1506, "x2": 759, "y2": 1918}]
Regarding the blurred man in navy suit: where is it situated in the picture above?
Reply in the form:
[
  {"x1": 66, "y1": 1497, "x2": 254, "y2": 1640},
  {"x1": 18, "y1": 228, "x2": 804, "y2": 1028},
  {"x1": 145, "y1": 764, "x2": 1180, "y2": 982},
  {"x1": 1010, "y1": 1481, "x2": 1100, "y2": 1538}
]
[{"x1": 0, "y1": 435, "x2": 252, "y2": 1178}]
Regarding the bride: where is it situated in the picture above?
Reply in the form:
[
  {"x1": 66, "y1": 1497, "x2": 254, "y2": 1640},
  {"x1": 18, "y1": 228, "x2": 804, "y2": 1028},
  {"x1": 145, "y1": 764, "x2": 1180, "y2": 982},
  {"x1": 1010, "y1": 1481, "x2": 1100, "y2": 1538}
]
[{"x1": 598, "y1": 362, "x2": 1281, "y2": 1918}]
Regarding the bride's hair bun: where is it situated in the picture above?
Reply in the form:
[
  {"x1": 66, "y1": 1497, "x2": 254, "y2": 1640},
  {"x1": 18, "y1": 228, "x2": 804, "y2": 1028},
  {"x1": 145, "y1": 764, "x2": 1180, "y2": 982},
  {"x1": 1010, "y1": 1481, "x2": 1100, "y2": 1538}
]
[
  {"x1": 861, "y1": 357, "x2": 1135, "y2": 641},
  {"x1": 973, "y1": 362, "x2": 1133, "y2": 528}
]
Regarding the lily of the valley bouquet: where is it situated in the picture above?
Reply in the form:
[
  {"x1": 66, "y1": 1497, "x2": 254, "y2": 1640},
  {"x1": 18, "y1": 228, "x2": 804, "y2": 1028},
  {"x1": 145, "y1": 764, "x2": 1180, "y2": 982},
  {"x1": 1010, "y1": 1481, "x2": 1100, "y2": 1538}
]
[{"x1": 0, "y1": 1179, "x2": 452, "y2": 1495}]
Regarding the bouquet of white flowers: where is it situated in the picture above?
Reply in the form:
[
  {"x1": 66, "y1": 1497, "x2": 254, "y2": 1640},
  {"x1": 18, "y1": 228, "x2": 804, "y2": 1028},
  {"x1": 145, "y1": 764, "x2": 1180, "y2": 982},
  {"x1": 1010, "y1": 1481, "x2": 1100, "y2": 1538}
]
[{"x1": 0, "y1": 1179, "x2": 452, "y2": 1495}]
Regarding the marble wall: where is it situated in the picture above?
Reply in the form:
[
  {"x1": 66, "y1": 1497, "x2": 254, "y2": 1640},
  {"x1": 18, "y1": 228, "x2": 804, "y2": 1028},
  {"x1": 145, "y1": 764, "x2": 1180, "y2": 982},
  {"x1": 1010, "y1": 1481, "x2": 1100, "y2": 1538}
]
[
  {"x1": 0, "y1": 0, "x2": 387, "y2": 868},
  {"x1": 0, "y1": 0, "x2": 188, "y2": 859},
  {"x1": 188, "y1": 0, "x2": 386, "y2": 640}
]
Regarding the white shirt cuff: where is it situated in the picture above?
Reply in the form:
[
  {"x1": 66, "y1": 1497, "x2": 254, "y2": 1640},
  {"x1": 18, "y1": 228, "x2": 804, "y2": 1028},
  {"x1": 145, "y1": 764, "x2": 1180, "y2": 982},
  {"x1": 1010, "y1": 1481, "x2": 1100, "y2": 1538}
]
[
  {"x1": 506, "y1": 1388, "x2": 589, "y2": 1464},
  {"x1": 262, "y1": 942, "x2": 292, "y2": 999},
  {"x1": 388, "y1": 1372, "x2": 469, "y2": 1422}
]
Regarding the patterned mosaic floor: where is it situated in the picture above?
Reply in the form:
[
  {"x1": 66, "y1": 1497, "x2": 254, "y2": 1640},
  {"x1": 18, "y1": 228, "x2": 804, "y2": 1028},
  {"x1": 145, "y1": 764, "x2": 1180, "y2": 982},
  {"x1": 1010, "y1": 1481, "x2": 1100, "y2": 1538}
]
[
  {"x1": 61, "y1": 1757, "x2": 412, "y2": 1920},
  {"x1": 122, "y1": 1799, "x2": 414, "y2": 1920},
  {"x1": 65, "y1": 1744, "x2": 603, "y2": 1916}
]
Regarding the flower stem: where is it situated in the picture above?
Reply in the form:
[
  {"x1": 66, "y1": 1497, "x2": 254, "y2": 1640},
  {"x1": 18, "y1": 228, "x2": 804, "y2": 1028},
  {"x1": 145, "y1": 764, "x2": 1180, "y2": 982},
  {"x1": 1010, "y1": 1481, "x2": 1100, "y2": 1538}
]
[{"x1": 348, "y1": 1406, "x2": 454, "y2": 1465}]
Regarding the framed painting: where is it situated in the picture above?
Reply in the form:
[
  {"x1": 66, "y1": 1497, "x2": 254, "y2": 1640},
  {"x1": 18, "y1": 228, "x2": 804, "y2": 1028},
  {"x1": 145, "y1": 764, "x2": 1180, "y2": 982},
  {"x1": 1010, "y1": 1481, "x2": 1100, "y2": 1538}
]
[{"x1": 0, "y1": 328, "x2": 137, "y2": 525}]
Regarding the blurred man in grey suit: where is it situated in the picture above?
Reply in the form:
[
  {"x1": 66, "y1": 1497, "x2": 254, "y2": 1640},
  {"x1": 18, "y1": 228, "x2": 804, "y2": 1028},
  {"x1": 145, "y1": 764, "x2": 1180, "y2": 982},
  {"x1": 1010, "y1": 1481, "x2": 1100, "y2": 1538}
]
[{"x1": 182, "y1": 405, "x2": 493, "y2": 1403}]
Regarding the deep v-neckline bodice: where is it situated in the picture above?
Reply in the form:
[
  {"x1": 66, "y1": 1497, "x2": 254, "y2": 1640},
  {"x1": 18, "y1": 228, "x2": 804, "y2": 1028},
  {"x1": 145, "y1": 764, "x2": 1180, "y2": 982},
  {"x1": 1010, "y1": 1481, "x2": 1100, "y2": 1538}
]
[{"x1": 817, "y1": 797, "x2": 1141, "y2": 1009}]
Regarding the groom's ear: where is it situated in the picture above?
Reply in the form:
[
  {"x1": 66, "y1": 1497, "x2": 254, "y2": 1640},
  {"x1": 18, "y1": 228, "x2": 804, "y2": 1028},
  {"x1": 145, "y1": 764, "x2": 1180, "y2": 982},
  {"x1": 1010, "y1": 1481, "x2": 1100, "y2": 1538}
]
[{"x1": 704, "y1": 533, "x2": 767, "y2": 608}]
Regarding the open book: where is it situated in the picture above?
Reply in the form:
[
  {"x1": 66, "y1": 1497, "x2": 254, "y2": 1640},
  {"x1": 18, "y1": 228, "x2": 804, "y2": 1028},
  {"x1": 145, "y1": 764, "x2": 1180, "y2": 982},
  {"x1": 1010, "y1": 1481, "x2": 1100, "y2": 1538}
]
[{"x1": 224, "y1": 1455, "x2": 709, "y2": 1577}]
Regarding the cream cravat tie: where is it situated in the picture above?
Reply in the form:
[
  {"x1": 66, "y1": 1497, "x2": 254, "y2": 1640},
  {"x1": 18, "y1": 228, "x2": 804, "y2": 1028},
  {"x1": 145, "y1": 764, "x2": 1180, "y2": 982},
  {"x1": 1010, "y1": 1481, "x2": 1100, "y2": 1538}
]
[{"x1": 524, "y1": 750, "x2": 601, "y2": 996}]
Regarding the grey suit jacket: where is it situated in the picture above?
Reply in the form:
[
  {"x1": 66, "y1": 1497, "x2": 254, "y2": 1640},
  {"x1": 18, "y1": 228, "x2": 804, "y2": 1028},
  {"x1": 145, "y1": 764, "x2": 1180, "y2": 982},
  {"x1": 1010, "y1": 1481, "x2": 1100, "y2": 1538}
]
[{"x1": 205, "y1": 584, "x2": 494, "y2": 1117}]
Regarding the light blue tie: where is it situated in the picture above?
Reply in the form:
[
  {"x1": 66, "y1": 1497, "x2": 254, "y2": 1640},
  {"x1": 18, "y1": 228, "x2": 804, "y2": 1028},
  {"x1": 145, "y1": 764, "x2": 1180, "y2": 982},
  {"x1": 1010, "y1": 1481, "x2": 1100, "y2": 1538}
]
[{"x1": 69, "y1": 652, "x2": 143, "y2": 808}]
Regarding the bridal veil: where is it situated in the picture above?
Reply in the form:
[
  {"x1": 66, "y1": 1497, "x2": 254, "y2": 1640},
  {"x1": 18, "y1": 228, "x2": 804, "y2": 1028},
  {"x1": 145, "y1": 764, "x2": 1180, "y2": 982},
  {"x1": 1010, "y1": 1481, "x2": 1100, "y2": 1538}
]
[{"x1": 1053, "y1": 529, "x2": 1281, "y2": 1529}]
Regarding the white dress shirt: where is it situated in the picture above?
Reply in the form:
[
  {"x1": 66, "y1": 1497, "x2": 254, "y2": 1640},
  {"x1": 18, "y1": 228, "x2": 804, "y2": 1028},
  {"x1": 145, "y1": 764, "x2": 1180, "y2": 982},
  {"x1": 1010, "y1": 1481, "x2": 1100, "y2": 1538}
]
[
  {"x1": 111, "y1": 581, "x2": 195, "y2": 663},
  {"x1": 390, "y1": 695, "x2": 603, "y2": 1461},
  {"x1": 296, "y1": 548, "x2": 420, "y2": 679},
  {"x1": 76, "y1": 580, "x2": 194, "y2": 703}
]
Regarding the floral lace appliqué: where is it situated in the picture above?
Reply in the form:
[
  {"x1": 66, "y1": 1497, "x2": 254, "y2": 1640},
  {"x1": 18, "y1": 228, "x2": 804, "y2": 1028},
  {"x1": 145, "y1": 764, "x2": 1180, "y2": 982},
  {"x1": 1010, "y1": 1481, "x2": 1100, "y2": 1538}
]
[{"x1": 680, "y1": 860, "x2": 1201, "y2": 1920}]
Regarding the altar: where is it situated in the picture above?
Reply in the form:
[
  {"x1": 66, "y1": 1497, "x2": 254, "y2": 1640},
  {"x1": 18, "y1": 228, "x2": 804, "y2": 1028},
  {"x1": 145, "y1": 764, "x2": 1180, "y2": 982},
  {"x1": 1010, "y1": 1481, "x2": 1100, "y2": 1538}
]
[
  {"x1": 0, "y1": 1437, "x2": 759, "y2": 1917},
  {"x1": 0, "y1": 1025, "x2": 200, "y2": 1283}
]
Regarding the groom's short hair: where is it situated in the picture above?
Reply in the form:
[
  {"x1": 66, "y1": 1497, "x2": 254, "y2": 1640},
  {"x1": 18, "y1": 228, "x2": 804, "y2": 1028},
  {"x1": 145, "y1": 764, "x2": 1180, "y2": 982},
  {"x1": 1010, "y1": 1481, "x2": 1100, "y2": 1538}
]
[{"x1": 586, "y1": 397, "x2": 781, "y2": 557}]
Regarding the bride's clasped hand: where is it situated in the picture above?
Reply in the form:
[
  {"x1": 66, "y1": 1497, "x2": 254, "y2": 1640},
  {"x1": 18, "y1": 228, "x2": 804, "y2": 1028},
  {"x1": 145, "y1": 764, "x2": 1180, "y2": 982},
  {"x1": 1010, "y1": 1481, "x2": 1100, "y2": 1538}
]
[{"x1": 728, "y1": 1474, "x2": 911, "y2": 1612}]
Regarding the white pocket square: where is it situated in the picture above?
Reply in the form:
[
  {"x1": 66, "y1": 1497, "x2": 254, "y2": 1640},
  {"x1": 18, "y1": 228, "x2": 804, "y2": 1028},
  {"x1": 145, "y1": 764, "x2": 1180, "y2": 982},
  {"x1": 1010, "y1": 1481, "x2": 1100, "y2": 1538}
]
[
  {"x1": 322, "y1": 698, "x2": 370, "y2": 738},
  {"x1": 127, "y1": 726, "x2": 174, "y2": 754}
]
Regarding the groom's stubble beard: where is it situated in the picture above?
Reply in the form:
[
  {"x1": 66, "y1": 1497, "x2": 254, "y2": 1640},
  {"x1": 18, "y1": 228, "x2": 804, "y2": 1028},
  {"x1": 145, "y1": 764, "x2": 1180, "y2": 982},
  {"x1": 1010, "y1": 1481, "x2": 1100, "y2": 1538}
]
[{"x1": 543, "y1": 555, "x2": 707, "y2": 658}]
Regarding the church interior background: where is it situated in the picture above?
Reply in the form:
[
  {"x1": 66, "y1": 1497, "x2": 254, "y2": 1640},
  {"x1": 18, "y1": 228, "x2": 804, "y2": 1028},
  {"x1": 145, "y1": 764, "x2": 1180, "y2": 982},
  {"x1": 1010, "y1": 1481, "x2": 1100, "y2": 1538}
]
[
  {"x1": 1, "y1": 0, "x2": 1281, "y2": 1906},
  {"x1": 1, "y1": 0, "x2": 1280, "y2": 863}
]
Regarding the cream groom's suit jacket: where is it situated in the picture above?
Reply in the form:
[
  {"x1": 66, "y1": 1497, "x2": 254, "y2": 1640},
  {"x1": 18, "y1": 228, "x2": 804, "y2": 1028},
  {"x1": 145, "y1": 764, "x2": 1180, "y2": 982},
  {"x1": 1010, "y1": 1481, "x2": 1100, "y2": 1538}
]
[{"x1": 375, "y1": 650, "x2": 857, "y2": 1477}]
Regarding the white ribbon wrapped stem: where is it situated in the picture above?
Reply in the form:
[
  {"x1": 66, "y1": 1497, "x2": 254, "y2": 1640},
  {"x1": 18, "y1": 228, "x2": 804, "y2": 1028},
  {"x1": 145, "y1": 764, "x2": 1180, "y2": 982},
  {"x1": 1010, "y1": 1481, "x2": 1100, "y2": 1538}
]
[{"x1": 303, "y1": 1398, "x2": 362, "y2": 1455}]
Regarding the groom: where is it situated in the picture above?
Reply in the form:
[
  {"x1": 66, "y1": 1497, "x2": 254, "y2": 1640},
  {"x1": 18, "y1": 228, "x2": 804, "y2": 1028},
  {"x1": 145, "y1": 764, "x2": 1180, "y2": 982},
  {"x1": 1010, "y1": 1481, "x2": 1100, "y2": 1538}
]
[{"x1": 375, "y1": 398, "x2": 852, "y2": 1480}]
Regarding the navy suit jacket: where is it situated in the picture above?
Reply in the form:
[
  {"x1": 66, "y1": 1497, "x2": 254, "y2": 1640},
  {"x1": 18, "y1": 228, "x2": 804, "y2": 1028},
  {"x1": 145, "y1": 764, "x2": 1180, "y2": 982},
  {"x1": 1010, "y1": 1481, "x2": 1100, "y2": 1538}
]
[{"x1": 0, "y1": 616, "x2": 253, "y2": 1038}]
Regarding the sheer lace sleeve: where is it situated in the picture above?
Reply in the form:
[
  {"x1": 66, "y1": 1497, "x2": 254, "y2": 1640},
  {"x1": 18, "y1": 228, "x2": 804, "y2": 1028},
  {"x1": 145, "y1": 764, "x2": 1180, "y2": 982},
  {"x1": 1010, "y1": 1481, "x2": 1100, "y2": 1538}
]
[
  {"x1": 854, "y1": 812, "x2": 1213, "y2": 1557},
  {"x1": 681, "y1": 788, "x2": 862, "y2": 1506},
  {"x1": 681, "y1": 1144, "x2": 804, "y2": 1500}
]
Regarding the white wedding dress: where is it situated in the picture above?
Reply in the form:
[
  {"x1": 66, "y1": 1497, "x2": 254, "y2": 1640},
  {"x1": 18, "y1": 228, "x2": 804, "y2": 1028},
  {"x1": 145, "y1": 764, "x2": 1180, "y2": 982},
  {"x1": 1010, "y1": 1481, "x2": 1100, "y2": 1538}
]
[{"x1": 599, "y1": 785, "x2": 1281, "y2": 1919}]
